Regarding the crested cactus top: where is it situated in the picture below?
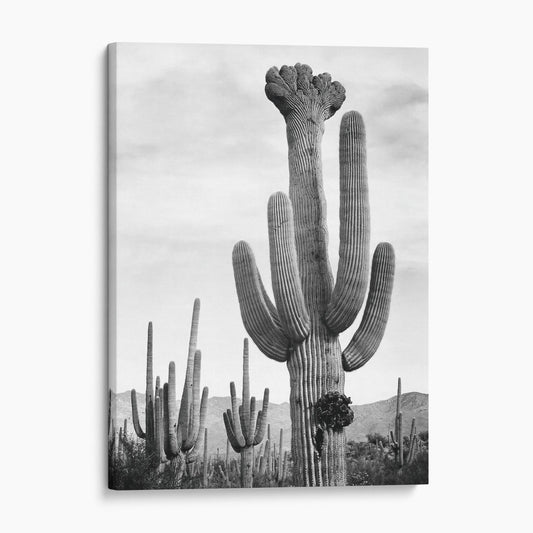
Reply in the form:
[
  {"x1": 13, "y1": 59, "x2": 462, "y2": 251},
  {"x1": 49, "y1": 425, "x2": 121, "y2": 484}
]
[{"x1": 265, "y1": 63, "x2": 346, "y2": 121}]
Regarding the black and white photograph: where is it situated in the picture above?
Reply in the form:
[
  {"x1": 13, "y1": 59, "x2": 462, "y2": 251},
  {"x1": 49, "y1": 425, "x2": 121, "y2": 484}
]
[
  {"x1": 108, "y1": 43, "x2": 428, "y2": 489},
  {"x1": 3, "y1": 1, "x2": 532, "y2": 530}
]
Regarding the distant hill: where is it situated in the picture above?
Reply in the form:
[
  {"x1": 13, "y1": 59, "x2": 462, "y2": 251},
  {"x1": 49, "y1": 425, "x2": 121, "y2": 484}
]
[{"x1": 110, "y1": 391, "x2": 428, "y2": 457}]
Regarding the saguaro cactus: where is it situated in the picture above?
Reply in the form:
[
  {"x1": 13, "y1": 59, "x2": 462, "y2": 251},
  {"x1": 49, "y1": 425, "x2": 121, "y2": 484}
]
[
  {"x1": 223, "y1": 339, "x2": 269, "y2": 488},
  {"x1": 153, "y1": 380, "x2": 167, "y2": 467},
  {"x1": 164, "y1": 299, "x2": 209, "y2": 476},
  {"x1": 390, "y1": 377, "x2": 404, "y2": 466},
  {"x1": 202, "y1": 428, "x2": 209, "y2": 488},
  {"x1": 131, "y1": 322, "x2": 155, "y2": 455},
  {"x1": 406, "y1": 417, "x2": 418, "y2": 465},
  {"x1": 232, "y1": 64, "x2": 395, "y2": 486}
]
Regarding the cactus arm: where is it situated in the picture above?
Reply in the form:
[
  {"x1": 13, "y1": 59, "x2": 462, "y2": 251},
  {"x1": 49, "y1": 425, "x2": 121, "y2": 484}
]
[
  {"x1": 163, "y1": 383, "x2": 170, "y2": 458},
  {"x1": 342, "y1": 243, "x2": 395, "y2": 372},
  {"x1": 246, "y1": 397, "x2": 257, "y2": 446},
  {"x1": 253, "y1": 388, "x2": 270, "y2": 445},
  {"x1": 326, "y1": 112, "x2": 371, "y2": 333},
  {"x1": 154, "y1": 392, "x2": 162, "y2": 462},
  {"x1": 264, "y1": 437, "x2": 271, "y2": 474},
  {"x1": 202, "y1": 428, "x2": 208, "y2": 487},
  {"x1": 258, "y1": 455, "x2": 266, "y2": 476},
  {"x1": 407, "y1": 417, "x2": 416, "y2": 464},
  {"x1": 197, "y1": 386, "x2": 209, "y2": 442},
  {"x1": 277, "y1": 429, "x2": 283, "y2": 481},
  {"x1": 225, "y1": 408, "x2": 236, "y2": 435},
  {"x1": 258, "y1": 275, "x2": 283, "y2": 330},
  {"x1": 241, "y1": 340, "x2": 251, "y2": 439},
  {"x1": 167, "y1": 362, "x2": 179, "y2": 456},
  {"x1": 232, "y1": 241, "x2": 289, "y2": 362},
  {"x1": 398, "y1": 412, "x2": 404, "y2": 466},
  {"x1": 224, "y1": 411, "x2": 243, "y2": 453},
  {"x1": 267, "y1": 192, "x2": 310, "y2": 342},
  {"x1": 254, "y1": 411, "x2": 265, "y2": 445},
  {"x1": 189, "y1": 386, "x2": 209, "y2": 457},
  {"x1": 229, "y1": 382, "x2": 246, "y2": 448},
  {"x1": 183, "y1": 349, "x2": 202, "y2": 449},
  {"x1": 130, "y1": 389, "x2": 146, "y2": 439},
  {"x1": 238, "y1": 405, "x2": 247, "y2": 440},
  {"x1": 145, "y1": 322, "x2": 154, "y2": 445},
  {"x1": 154, "y1": 375, "x2": 160, "y2": 412},
  {"x1": 178, "y1": 299, "x2": 200, "y2": 435},
  {"x1": 396, "y1": 377, "x2": 402, "y2": 416}
]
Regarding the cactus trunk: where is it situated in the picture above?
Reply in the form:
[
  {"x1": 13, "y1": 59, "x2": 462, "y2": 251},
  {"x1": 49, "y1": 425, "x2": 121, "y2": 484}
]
[
  {"x1": 287, "y1": 330, "x2": 346, "y2": 486},
  {"x1": 284, "y1": 102, "x2": 347, "y2": 486},
  {"x1": 240, "y1": 446, "x2": 254, "y2": 488}
]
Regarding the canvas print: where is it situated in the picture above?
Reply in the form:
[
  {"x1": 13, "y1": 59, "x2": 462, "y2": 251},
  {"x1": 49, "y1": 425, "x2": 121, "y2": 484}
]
[{"x1": 107, "y1": 43, "x2": 428, "y2": 489}]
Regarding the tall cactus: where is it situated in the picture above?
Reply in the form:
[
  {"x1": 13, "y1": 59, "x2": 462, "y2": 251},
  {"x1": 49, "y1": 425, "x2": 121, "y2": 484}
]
[
  {"x1": 202, "y1": 428, "x2": 209, "y2": 488},
  {"x1": 223, "y1": 338, "x2": 269, "y2": 488},
  {"x1": 153, "y1": 379, "x2": 167, "y2": 467},
  {"x1": 164, "y1": 299, "x2": 209, "y2": 476},
  {"x1": 131, "y1": 322, "x2": 156, "y2": 455},
  {"x1": 390, "y1": 377, "x2": 404, "y2": 466},
  {"x1": 232, "y1": 63, "x2": 395, "y2": 486}
]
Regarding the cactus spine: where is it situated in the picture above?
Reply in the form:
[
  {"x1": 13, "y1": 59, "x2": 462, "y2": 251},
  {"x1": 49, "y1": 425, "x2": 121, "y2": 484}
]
[
  {"x1": 131, "y1": 322, "x2": 156, "y2": 455},
  {"x1": 223, "y1": 338, "x2": 269, "y2": 488},
  {"x1": 232, "y1": 64, "x2": 395, "y2": 486}
]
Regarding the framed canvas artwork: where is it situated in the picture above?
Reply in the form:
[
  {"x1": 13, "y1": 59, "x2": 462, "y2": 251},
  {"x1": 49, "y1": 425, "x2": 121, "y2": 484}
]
[{"x1": 107, "y1": 43, "x2": 428, "y2": 490}]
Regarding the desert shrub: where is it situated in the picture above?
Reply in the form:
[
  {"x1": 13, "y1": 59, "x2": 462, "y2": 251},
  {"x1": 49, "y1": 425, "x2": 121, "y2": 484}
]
[
  {"x1": 397, "y1": 450, "x2": 428, "y2": 485},
  {"x1": 418, "y1": 430, "x2": 429, "y2": 443},
  {"x1": 110, "y1": 437, "x2": 426, "y2": 489},
  {"x1": 346, "y1": 440, "x2": 381, "y2": 461},
  {"x1": 346, "y1": 439, "x2": 428, "y2": 486},
  {"x1": 108, "y1": 440, "x2": 162, "y2": 490},
  {"x1": 366, "y1": 432, "x2": 387, "y2": 445}
]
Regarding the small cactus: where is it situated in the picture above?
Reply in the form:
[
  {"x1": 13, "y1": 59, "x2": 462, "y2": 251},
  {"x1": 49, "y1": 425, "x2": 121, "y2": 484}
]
[
  {"x1": 223, "y1": 339, "x2": 269, "y2": 488},
  {"x1": 388, "y1": 377, "x2": 420, "y2": 468},
  {"x1": 406, "y1": 417, "x2": 417, "y2": 465}
]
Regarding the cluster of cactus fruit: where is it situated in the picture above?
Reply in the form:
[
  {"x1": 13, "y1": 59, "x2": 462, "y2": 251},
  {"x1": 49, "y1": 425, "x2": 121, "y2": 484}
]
[
  {"x1": 110, "y1": 62, "x2": 402, "y2": 489},
  {"x1": 315, "y1": 391, "x2": 355, "y2": 431}
]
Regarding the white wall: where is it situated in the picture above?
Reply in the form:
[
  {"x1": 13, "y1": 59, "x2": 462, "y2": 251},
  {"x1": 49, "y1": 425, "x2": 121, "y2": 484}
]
[{"x1": 2, "y1": 1, "x2": 531, "y2": 531}]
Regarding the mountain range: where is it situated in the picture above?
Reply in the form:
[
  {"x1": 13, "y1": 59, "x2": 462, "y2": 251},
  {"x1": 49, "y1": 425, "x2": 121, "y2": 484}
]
[{"x1": 111, "y1": 391, "x2": 428, "y2": 456}]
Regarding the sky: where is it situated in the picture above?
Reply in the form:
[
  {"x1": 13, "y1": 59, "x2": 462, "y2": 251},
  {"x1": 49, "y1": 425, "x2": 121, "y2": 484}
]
[{"x1": 112, "y1": 43, "x2": 427, "y2": 405}]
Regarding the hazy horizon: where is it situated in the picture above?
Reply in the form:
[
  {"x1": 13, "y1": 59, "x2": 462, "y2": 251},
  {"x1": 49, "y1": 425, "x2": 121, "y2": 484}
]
[{"x1": 111, "y1": 43, "x2": 428, "y2": 405}]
